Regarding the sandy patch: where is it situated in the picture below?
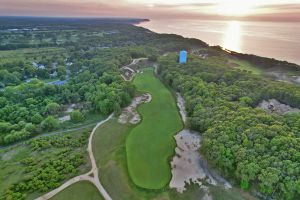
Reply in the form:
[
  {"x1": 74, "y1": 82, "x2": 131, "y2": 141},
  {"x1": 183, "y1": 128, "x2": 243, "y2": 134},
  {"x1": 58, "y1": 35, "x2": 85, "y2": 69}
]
[
  {"x1": 293, "y1": 76, "x2": 300, "y2": 84},
  {"x1": 170, "y1": 92, "x2": 232, "y2": 194},
  {"x1": 170, "y1": 130, "x2": 217, "y2": 193},
  {"x1": 201, "y1": 185, "x2": 213, "y2": 200},
  {"x1": 170, "y1": 129, "x2": 233, "y2": 194},
  {"x1": 176, "y1": 93, "x2": 187, "y2": 124},
  {"x1": 153, "y1": 64, "x2": 158, "y2": 75},
  {"x1": 123, "y1": 66, "x2": 135, "y2": 73},
  {"x1": 59, "y1": 115, "x2": 70, "y2": 122},
  {"x1": 118, "y1": 93, "x2": 152, "y2": 124},
  {"x1": 66, "y1": 104, "x2": 76, "y2": 113},
  {"x1": 258, "y1": 99, "x2": 300, "y2": 114}
]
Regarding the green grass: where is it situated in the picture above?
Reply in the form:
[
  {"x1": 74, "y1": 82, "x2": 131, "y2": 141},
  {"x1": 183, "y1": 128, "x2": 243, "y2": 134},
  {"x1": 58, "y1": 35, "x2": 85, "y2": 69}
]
[
  {"x1": 126, "y1": 68, "x2": 183, "y2": 189},
  {"x1": 93, "y1": 118, "x2": 173, "y2": 200},
  {"x1": 228, "y1": 59, "x2": 263, "y2": 75},
  {"x1": 93, "y1": 119, "x2": 146, "y2": 200},
  {"x1": 51, "y1": 181, "x2": 103, "y2": 200},
  {"x1": 93, "y1": 118, "x2": 250, "y2": 200},
  {"x1": 92, "y1": 68, "x2": 253, "y2": 199},
  {"x1": 0, "y1": 146, "x2": 30, "y2": 195}
]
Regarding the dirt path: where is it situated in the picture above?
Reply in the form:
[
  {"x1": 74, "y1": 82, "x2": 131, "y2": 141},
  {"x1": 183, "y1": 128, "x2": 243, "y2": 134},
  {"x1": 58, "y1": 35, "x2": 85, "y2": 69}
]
[{"x1": 35, "y1": 114, "x2": 114, "y2": 200}]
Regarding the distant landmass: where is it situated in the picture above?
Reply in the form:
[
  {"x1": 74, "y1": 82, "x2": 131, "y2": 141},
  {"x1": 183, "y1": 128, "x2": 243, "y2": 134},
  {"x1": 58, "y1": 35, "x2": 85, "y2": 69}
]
[{"x1": 0, "y1": 16, "x2": 149, "y2": 29}]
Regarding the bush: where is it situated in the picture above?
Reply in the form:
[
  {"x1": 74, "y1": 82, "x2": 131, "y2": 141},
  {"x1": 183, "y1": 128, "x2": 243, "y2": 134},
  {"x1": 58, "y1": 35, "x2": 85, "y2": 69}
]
[
  {"x1": 41, "y1": 116, "x2": 60, "y2": 131},
  {"x1": 70, "y1": 110, "x2": 84, "y2": 123}
]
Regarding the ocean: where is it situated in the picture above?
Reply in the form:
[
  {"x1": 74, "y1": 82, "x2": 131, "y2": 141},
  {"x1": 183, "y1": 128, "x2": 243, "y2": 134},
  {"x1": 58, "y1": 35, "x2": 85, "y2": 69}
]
[{"x1": 138, "y1": 19, "x2": 300, "y2": 65}]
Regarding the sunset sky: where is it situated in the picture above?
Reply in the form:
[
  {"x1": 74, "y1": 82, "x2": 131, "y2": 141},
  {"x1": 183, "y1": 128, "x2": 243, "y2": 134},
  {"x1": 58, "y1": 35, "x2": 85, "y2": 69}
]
[{"x1": 1, "y1": 0, "x2": 300, "y2": 21}]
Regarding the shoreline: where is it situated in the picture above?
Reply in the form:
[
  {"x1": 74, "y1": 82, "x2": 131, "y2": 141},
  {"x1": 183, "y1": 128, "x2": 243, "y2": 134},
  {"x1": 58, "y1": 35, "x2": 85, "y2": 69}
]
[{"x1": 137, "y1": 19, "x2": 300, "y2": 66}]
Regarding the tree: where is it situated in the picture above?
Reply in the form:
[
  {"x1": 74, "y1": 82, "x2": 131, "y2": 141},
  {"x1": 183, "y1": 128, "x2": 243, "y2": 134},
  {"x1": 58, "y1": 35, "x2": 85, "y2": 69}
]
[
  {"x1": 57, "y1": 66, "x2": 67, "y2": 78},
  {"x1": 70, "y1": 110, "x2": 84, "y2": 123},
  {"x1": 31, "y1": 113, "x2": 43, "y2": 124},
  {"x1": 46, "y1": 103, "x2": 60, "y2": 115},
  {"x1": 41, "y1": 116, "x2": 60, "y2": 131},
  {"x1": 258, "y1": 167, "x2": 280, "y2": 195},
  {"x1": 239, "y1": 96, "x2": 254, "y2": 107},
  {"x1": 25, "y1": 123, "x2": 36, "y2": 133}
]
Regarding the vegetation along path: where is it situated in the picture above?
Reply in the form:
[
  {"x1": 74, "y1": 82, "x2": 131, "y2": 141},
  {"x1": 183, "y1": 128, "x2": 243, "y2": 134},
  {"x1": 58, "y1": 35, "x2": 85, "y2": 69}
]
[
  {"x1": 35, "y1": 114, "x2": 114, "y2": 200},
  {"x1": 126, "y1": 68, "x2": 183, "y2": 189}
]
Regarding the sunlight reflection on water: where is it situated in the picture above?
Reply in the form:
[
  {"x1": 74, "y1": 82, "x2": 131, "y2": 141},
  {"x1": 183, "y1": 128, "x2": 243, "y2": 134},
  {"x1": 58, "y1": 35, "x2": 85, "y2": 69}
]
[
  {"x1": 138, "y1": 19, "x2": 300, "y2": 64},
  {"x1": 223, "y1": 21, "x2": 241, "y2": 52}
]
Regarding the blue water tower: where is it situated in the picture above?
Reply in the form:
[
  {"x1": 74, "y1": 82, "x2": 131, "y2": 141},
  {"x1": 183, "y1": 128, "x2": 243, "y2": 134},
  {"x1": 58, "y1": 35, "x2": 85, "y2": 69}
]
[{"x1": 179, "y1": 50, "x2": 187, "y2": 64}]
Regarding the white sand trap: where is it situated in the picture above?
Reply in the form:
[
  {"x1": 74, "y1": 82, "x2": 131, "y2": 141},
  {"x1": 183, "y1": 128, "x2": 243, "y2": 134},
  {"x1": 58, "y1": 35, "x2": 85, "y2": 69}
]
[
  {"x1": 258, "y1": 99, "x2": 300, "y2": 114},
  {"x1": 59, "y1": 115, "x2": 70, "y2": 122},
  {"x1": 170, "y1": 130, "x2": 217, "y2": 193},
  {"x1": 176, "y1": 93, "x2": 187, "y2": 124},
  {"x1": 118, "y1": 93, "x2": 152, "y2": 124},
  {"x1": 170, "y1": 92, "x2": 232, "y2": 194},
  {"x1": 66, "y1": 104, "x2": 76, "y2": 113}
]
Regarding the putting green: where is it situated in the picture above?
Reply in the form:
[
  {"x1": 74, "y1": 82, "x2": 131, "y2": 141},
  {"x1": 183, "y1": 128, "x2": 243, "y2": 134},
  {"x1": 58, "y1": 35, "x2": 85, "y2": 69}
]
[{"x1": 126, "y1": 68, "x2": 183, "y2": 189}]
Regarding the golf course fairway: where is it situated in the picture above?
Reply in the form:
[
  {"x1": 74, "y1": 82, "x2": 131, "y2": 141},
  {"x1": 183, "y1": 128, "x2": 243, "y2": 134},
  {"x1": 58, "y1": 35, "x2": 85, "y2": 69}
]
[{"x1": 126, "y1": 68, "x2": 183, "y2": 189}]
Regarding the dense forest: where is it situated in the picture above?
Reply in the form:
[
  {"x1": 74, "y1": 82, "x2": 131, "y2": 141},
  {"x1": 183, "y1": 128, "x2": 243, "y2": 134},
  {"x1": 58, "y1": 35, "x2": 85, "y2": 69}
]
[
  {"x1": 0, "y1": 47, "x2": 137, "y2": 145},
  {"x1": 158, "y1": 54, "x2": 300, "y2": 200}
]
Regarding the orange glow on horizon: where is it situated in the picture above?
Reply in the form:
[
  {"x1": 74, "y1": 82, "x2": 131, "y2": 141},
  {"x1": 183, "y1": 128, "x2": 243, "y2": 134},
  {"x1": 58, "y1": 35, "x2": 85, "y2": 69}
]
[
  {"x1": 215, "y1": 2, "x2": 255, "y2": 16},
  {"x1": 0, "y1": 0, "x2": 299, "y2": 21}
]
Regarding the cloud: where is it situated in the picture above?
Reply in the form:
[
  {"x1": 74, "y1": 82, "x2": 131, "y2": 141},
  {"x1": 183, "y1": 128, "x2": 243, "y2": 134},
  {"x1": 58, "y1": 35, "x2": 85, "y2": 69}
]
[
  {"x1": 257, "y1": 3, "x2": 300, "y2": 10},
  {"x1": 149, "y1": 3, "x2": 217, "y2": 8},
  {"x1": 0, "y1": 0, "x2": 299, "y2": 22},
  {"x1": 0, "y1": 0, "x2": 215, "y2": 18}
]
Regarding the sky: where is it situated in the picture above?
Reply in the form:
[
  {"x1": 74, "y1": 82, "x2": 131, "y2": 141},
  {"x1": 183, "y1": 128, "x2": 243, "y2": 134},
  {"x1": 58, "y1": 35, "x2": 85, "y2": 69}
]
[{"x1": 0, "y1": 0, "x2": 300, "y2": 21}]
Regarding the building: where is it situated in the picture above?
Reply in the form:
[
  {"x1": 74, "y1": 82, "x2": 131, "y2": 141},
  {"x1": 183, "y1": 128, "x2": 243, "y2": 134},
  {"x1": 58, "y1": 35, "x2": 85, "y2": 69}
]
[{"x1": 179, "y1": 51, "x2": 187, "y2": 64}]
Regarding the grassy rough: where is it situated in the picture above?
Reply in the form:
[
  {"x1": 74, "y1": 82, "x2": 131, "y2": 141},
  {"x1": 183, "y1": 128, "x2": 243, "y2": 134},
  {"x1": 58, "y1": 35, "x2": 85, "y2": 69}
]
[
  {"x1": 229, "y1": 59, "x2": 263, "y2": 75},
  {"x1": 51, "y1": 181, "x2": 103, "y2": 200},
  {"x1": 0, "y1": 128, "x2": 91, "y2": 200},
  {"x1": 126, "y1": 68, "x2": 183, "y2": 189}
]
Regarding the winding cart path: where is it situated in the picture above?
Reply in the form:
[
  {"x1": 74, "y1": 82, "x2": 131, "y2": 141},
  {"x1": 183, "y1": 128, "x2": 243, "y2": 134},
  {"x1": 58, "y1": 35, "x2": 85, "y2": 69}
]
[
  {"x1": 35, "y1": 114, "x2": 114, "y2": 200},
  {"x1": 36, "y1": 58, "x2": 147, "y2": 199}
]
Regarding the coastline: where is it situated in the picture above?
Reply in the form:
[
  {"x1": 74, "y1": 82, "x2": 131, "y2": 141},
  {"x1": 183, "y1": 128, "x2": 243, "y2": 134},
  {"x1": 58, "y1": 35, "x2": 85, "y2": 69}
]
[{"x1": 137, "y1": 19, "x2": 300, "y2": 65}]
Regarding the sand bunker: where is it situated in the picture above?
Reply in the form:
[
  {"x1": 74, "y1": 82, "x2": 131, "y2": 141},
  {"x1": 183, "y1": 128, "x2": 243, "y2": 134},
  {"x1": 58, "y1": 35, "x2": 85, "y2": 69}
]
[
  {"x1": 170, "y1": 93, "x2": 232, "y2": 194},
  {"x1": 258, "y1": 99, "x2": 300, "y2": 114},
  {"x1": 66, "y1": 104, "x2": 76, "y2": 113},
  {"x1": 170, "y1": 130, "x2": 232, "y2": 194},
  {"x1": 293, "y1": 76, "x2": 300, "y2": 84},
  {"x1": 176, "y1": 93, "x2": 187, "y2": 124},
  {"x1": 118, "y1": 93, "x2": 152, "y2": 124},
  {"x1": 170, "y1": 129, "x2": 218, "y2": 193},
  {"x1": 58, "y1": 115, "x2": 70, "y2": 122}
]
